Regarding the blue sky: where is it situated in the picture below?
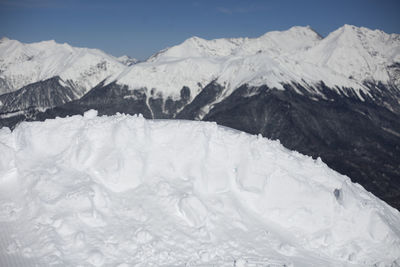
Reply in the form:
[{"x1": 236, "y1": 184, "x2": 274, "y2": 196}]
[{"x1": 1, "y1": 0, "x2": 399, "y2": 60}]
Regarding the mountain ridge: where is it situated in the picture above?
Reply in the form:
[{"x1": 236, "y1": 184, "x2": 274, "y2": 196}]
[
  {"x1": 1, "y1": 24, "x2": 399, "y2": 101},
  {"x1": 107, "y1": 24, "x2": 399, "y2": 105},
  {"x1": 0, "y1": 37, "x2": 126, "y2": 95}
]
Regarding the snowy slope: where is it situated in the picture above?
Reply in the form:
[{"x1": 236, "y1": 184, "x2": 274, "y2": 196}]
[
  {"x1": 111, "y1": 25, "x2": 400, "y2": 100},
  {"x1": 300, "y1": 25, "x2": 400, "y2": 96},
  {"x1": 0, "y1": 111, "x2": 399, "y2": 266},
  {"x1": 0, "y1": 37, "x2": 127, "y2": 95}
]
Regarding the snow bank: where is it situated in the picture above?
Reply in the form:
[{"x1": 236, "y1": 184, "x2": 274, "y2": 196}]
[{"x1": 0, "y1": 111, "x2": 399, "y2": 266}]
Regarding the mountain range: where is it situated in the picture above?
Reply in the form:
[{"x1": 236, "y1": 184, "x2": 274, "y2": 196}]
[{"x1": 0, "y1": 25, "x2": 399, "y2": 209}]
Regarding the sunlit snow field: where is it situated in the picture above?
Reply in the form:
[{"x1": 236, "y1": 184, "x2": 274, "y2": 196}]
[{"x1": 0, "y1": 110, "x2": 399, "y2": 266}]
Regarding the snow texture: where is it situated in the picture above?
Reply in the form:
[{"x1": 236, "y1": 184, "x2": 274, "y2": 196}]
[{"x1": 0, "y1": 111, "x2": 399, "y2": 266}]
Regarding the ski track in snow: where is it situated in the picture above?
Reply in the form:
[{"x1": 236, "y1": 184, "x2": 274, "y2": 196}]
[{"x1": 0, "y1": 110, "x2": 399, "y2": 266}]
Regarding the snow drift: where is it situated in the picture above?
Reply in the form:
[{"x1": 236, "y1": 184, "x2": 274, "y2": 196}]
[{"x1": 0, "y1": 111, "x2": 399, "y2": 266}]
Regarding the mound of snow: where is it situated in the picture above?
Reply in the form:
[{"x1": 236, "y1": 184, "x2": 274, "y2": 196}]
[{"x1": 0, "y1": 111, "x2": 399, "y2": 266}]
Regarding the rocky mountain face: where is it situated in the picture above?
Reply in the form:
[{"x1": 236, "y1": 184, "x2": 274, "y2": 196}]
[{"x1": 0, "y1": 25, "x2": 399, "y2": 209}]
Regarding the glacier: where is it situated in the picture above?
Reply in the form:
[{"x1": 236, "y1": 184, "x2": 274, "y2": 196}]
[{"x1": 0, "y1": 111, "x2": 399, "y2": 266}]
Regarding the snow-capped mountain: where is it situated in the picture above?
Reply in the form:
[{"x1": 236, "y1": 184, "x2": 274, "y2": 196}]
[
  {"x1": 117, "y1": 55, "x2": 138, "y2": 66},
  {"x1": 111, "y1": 25, "x2": 399, "y2": 102},
  {"x1": 0, "y1": 25, "x2": 399, "y2": 211},
  {"x1": 112, "y1": 26, "x2": 324, "y2": 99},
  {"x1": 0, "y1": 37, "x2": 127, "y2": 95},
  {"x1": 1, "y1": 25, "x2": 398, "y2": 112}
]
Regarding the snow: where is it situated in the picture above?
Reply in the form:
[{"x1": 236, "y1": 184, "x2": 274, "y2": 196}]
[
  {"x1": 111, "y1": 25, "x2": 399, "y2": 100},
  {"x1": 301, "y1": 25, "x2": 400, "y2": 88},
  {"x1": 0, "y1": 38, "x2": 127, "y2": 95},
  {"x1": 0, "y1": 111, "x2": 399, "y2": 266}
]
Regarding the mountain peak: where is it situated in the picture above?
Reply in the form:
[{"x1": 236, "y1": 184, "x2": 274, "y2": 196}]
[
  {"x1": 35, "y1": 39, "x2": 57, "y2": 46},
  {"x1": 157, "y1": 26, "x2": 324, "y2": 61},
  {"x1": 324, "y1": 24, "x2": 399, "y2": 50},
  {"x1": 289, "y1": 25, "x2": 323, "y2": 40},
  {"x1": 288, "y1": 25, "x2": 321, "y2": 35},
  {"x1": 0, "y1": 38, "x2": 128, "y2": 95},
  {"x1": 342, "y1": 24, "x2": 358, "y2": 30},
  {"x1": 0, "y1": 36, "x2": 10, "y2": 42},
  {"x1": 180, "y1": 35, "x2": 209, "y2": 49},
  {"x1": 117, "y1": 55, "x2": 138, "y2": 66},
  {"x1": 185, "y1": 36, "x2": 204, "y2": 42},
  {"x1": 335, "y1": 24, "x2": 395, "y2": 39},
  {"x1": 261, "y1": 25, "x2": 322, "y2": 41}
]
